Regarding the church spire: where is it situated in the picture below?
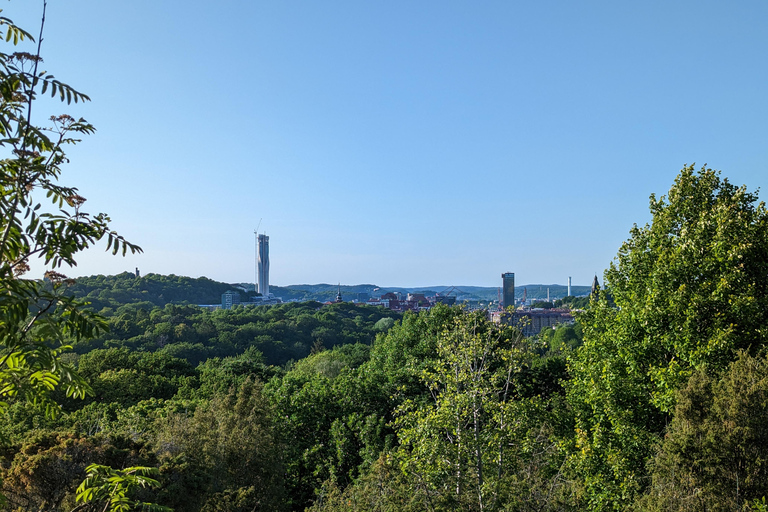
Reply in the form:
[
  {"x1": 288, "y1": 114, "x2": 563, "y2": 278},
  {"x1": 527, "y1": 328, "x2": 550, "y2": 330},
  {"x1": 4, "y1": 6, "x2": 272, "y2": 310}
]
[{"x1": 335, "y1": 283, "x2": 343, "y2": 303}]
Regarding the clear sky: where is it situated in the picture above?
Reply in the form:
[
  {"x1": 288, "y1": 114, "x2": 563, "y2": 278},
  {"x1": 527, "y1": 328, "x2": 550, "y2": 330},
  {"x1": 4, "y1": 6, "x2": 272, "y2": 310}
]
[{"x1": 9, "y1": 0, "x2": 768, "y2": 288}]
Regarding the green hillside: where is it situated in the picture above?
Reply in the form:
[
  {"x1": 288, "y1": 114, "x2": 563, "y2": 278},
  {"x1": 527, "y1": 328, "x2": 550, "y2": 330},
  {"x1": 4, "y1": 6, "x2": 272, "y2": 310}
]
[{"x1": 68, "y1": 272, "x2": 250, "y2": 311}]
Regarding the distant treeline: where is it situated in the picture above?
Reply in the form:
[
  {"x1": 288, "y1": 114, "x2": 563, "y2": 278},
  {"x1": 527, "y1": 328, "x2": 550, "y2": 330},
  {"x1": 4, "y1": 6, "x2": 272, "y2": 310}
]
[{"x1": 276, "y1": 283, "x2": 593, "y2": 302}]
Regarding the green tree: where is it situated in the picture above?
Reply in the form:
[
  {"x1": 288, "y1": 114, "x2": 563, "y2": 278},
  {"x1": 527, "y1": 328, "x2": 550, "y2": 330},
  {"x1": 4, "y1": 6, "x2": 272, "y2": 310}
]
[
  {"x1": 266, "y1": 348, "x2": 390, "y2": 510},
  {"x1": 0, "y1": 432, "x2": 155, "y2": 511},
  {"x1": 75, "y1": 464, "x2": 171, "y2": 512},
  {"x1": 0, "y1": 5, "x2": 176, "y2": 511},
  {"x1": 373, "y1": 317, "x2": 395, "y2": 332},
  {"x1": 567, "y1": 166, "x2": 768, "y2": 509},
  {"x1": 154, "y1": 378, "x2": 286, "y2": 511},
  {"x1": 546, "y1": 324, "x2": 582, "y2": 354},
  {"x1": 307, "y1": 454, "x2": 422, "y2": 512},
  {"x1": 313, "y1": 308, "x2": 573, "y2": 512},
  {"x1": 393, "y1": 310, "x2": 560, "y2": 511},
  {"x1": 636, "y1": 352, "x2": 768, "y2": 512}
]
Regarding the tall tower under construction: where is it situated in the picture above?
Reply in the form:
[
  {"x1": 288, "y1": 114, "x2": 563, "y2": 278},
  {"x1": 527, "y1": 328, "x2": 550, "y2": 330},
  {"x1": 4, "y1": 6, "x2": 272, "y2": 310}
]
[
  {"x1": 257, "y1": 233, "x2": 270, "y2": 296},
  {"x1": 501, "y1": 272, "x2": 515, "y2": 309}
]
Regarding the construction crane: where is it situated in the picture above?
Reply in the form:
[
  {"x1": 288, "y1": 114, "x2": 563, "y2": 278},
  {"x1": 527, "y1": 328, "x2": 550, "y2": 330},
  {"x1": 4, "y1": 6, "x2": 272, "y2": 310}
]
[
  {"x1": 435, "y1": 286, "x2": 465, "y2": 306},
  {"x1": 436, "y1": 285, "x2": 467, "y2": 297}
]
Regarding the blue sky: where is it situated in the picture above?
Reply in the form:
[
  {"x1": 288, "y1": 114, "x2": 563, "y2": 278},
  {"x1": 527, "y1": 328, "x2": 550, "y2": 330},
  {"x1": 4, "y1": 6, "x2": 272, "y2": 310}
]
[{"x1": 10, "y1": 0, "x2": 768, "y2": 288}]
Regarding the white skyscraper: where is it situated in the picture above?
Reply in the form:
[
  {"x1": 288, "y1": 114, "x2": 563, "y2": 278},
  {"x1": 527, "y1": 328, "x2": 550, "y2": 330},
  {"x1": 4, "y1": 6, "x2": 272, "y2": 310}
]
[{"x1": 257, "y1": 233, "x2": 269, "y2": 296}]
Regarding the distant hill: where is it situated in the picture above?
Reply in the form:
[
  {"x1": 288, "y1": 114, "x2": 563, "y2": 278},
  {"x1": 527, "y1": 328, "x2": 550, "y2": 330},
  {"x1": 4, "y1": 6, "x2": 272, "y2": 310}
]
[
  {"x1": 516, "y1": 284, "x2": 592, "y2": 301},
  {"x1": 274, "y1": 283, "x2": 592, "y2": 303},
  {"x1": 271, "y1": 283, "x2": 380, "y2": 303},
  {"x1": 68, "y1": 272, "x2": 250, "y2": 311},
  {"x1": 68, "y1": 273, "x2": 592, "y2": 311}
]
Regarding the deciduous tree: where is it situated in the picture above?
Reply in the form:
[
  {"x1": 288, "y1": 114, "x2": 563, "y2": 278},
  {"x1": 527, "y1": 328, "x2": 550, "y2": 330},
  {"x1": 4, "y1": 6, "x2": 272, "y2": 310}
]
[
  {"x1": 567, "y1": 165, "x2": 768, "y2": 509},
  {"x1": 394, "y1": 310, "x2": 557, "y2": 511},
  {"x1": 637, "y1": 352, "x2": 768, "y2": 511}
]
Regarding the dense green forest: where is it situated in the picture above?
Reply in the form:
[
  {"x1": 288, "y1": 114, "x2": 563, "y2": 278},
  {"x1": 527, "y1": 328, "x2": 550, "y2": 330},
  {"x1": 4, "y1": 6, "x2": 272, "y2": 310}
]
[{"x1": 71, "y1": 301, "x2": 401, "y2": 367}]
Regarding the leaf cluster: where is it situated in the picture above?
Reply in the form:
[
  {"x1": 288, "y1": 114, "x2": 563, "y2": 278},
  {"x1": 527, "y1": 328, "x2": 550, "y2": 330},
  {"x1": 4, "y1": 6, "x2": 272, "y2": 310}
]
[{"x1": 76, "y1": 464, "x2": 171, "y2": 512}]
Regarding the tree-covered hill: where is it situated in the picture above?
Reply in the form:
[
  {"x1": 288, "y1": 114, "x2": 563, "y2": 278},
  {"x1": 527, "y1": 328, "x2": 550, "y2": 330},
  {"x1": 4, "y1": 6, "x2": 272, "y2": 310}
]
[{"x1": 68, "y1": 272, "x2": 250, "y2": 311}]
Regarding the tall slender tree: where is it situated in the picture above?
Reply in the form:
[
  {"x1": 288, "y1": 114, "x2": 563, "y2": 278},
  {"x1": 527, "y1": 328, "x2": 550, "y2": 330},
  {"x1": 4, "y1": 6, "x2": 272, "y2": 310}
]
[{"x1": 395, "y1": 310, "x2": 532, "y2": 511}]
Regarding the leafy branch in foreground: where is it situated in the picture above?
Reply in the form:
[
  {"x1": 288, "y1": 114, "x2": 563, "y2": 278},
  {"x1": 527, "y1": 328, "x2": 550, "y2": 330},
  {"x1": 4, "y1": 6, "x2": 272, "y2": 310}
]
[
  {"x1": 74, "y1": 464, "x2": 172, "y2": 512},
  {"x1": 0, "y1": 2, "x2": 141, "y2": 418},
  {"x1": 0, "y1": 1, "x2": 166, "y2": 509}
]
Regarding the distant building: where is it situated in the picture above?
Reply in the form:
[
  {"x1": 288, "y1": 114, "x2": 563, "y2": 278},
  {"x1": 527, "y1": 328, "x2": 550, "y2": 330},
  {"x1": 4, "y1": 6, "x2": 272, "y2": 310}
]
[
  {"x1": 496, "y1": 308, "x2": 574, "y2": 336},
  {"x1": 366, "y1": 298, "x2": 390, "y2": 308},
  {"x1": 249, "y1": 295, "x2": 283, "y2": 306},
  {"x1": 335, "y1": 284, "x2": 343, "y2": 303},
  {"x1": 407, "y1": 293, "x2": 430, "y2": 307},
  {"x1": 221, "y1": 290, "x2": 241, "y2": 310},
  {"x1": 501, "y1": 272, "x2": 515, "y2": 309},
  {"x1": 258, "y1": 234, "x2": 270, "y2": 296}
]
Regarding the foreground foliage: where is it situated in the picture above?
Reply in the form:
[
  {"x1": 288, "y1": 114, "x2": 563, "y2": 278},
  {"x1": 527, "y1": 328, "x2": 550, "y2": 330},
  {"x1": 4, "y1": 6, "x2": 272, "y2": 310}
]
[
  {"x1": 567, "y1": 165, "x2": 768, "y2": 509},
  {"x1": 0, "y1": 3, "x2": 166, "y2": 510},
  {"x1": 310, "y1": 307, "x2": 572, "y2": 512},
  {"x1": 0, "y1": 7, "x2": 138, "y2": 419},
  {"x1": 75, "y1": 464, "x2": 171, "y2": 512},
  {"x1": 394, "y1": 310, "x2": 539, "y2": 510},
  {"x1": 637, "y1": 352, "x2": 768, "y2": 511}
]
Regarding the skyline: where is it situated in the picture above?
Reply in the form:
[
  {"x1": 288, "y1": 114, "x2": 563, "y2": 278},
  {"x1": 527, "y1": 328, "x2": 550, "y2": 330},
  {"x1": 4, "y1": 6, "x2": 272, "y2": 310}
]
[{"x1": 10, "y1": 1, "x2": 768, "y2": 288}]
